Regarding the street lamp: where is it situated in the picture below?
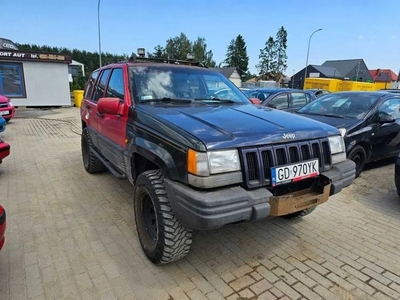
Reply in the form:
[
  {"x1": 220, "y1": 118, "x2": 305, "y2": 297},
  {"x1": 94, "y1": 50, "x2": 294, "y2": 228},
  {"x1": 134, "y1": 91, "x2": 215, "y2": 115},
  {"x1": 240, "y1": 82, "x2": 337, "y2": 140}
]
[
  {"x1": 292, "y1": 69, "x2": 295, "y2": 88},
  {"x1": 303, "y1": 28, "x2": 322, "y2": 89},
  {"x1": 98, "y1": 0, "x2": 102, "y2": 67}
]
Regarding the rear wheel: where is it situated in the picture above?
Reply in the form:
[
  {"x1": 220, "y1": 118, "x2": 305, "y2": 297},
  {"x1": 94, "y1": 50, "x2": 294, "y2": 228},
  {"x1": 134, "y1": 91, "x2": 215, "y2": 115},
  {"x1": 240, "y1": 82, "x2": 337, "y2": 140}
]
[
  {"x1": 134, "y1": 169, "x2": 192, "y2": 265},
  {"x1": 348, "y1": 145, "x2": 366, "y2": 178},
  {"x1": 81, "y1": 128, "x2": 106, "y2": 173},
  {"x1": 282, "y1": 205, "x2": 317, "y2": 219}
]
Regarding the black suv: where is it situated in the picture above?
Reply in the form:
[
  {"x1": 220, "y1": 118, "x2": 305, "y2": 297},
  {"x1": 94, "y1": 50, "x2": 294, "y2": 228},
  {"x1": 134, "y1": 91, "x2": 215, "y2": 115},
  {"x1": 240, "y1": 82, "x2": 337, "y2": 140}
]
[{"x1": 80, "y1": 50, "x2": 356, "y2": 265}]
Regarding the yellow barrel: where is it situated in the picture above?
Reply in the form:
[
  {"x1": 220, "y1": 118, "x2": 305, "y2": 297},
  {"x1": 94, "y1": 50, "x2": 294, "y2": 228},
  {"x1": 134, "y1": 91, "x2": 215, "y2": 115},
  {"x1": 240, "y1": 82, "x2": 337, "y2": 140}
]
[{"x1": 73, "y1": 90, "x2": 84, "y2": 108}]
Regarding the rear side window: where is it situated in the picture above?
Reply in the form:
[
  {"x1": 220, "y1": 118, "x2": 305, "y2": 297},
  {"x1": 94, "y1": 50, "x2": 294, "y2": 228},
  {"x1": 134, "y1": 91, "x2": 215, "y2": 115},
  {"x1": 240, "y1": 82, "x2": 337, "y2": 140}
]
[
  {"x1": 84, "y1": 71, "x2": 99, "y2": 99},
  {"x1": 292, "y1": 92, "x2": 307, "y2": 109},
  {"x1": 92, "y1": 69, "x2": 111, "y2": 102},
  {"x1": 105, "y1": 68, "x2": 125, "y2": 101}
]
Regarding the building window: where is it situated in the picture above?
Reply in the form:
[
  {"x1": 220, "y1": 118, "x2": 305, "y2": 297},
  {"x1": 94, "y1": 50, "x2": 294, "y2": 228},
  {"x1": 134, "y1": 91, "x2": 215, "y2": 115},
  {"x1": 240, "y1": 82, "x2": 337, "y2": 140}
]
[{"x1": 0, "y1": 62, "x2": 26, "y2": 98}]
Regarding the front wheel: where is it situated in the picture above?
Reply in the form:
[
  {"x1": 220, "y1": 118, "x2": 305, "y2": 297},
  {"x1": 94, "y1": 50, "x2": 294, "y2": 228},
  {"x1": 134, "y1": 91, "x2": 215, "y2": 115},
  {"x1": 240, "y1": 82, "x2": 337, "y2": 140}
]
[
  {"x1": 134, "y1": 169, "x2": 193, "y2": 265},
  {"x1": 348, "y1": 145, "x2": 367, "y2": 178}
]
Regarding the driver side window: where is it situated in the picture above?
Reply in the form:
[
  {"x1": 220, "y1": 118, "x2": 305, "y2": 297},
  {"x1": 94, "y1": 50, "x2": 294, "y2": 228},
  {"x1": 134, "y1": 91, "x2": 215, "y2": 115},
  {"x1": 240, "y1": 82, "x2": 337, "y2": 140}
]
[
  {"x1": 379, "y1": 98, "x2": 400, "y2": 119},
  {"x1": 269, "y1": 93, "x2": 289, "y2": 109}
]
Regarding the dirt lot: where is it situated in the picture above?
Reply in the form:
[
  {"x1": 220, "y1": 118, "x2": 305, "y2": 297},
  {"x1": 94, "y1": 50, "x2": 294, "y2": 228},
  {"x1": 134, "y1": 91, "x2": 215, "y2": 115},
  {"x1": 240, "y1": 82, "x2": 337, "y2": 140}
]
[{"x1": 1, "y1": 107, "x2": 400, "y2": 300}]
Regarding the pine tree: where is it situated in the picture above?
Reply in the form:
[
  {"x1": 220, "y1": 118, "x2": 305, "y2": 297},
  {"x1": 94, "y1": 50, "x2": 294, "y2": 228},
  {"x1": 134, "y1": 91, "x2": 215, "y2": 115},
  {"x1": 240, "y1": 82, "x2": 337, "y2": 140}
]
[
  {"x1": 223, "y1": 35, "x2": 249, "y2": 78},
  {"x1": 256, "y1": 36, "x2": 277, "y2": 80},
  {"x1": 274, "y1": 26, "x2": 288, "y2": 81}
]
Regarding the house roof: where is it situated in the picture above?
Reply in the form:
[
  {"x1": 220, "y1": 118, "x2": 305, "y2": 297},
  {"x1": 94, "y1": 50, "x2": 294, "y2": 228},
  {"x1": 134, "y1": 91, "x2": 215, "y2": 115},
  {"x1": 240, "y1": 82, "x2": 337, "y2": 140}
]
[
  {"x1": 70, "y1": 59, "x2": 84, "y2": 66},
  {"x1": 321, "y1": 59, "x2": 364, "y2": 77},
  {"x1": 210, "y1": 67, "x2": 237, "y2": 78},
  {"x1": 369, "y1": 69, "x2": 398, "y2": 82},
  {"x1": 311, "y1": 65, "x2": 342, "y2": 78}
]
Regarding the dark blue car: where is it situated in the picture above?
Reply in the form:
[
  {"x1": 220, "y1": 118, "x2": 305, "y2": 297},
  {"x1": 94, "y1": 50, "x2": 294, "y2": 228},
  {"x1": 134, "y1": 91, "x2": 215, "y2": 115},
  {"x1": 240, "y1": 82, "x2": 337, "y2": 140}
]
[{"x1": 242, "y1": 88, "x2": 317, "y2": 112}]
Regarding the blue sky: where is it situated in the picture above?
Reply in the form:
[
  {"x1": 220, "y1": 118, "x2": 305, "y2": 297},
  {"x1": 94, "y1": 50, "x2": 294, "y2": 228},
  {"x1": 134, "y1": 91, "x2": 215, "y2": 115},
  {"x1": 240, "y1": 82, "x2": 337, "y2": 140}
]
[{"x1": 1, "y1": 0, "x2": 399, "y2": 76}]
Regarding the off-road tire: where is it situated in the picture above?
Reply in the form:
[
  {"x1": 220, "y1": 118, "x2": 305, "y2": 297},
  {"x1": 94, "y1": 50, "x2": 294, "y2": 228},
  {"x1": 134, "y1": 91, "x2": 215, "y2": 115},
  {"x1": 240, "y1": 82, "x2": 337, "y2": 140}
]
[
  {"x1": 282, "y1": 205, "x2": 317, "y2": 219},
  {"x1": 5, "y1": 119, "x2": 10, "y2": 123},
  {"x1": 134, "y1": 169, "x2": 193, "y2": 265},
  {"x1": 81, "y1": 128, "x2": 106, "y2": 173},
  {"x1": 348, "y1": 145, "x2": 366, "y2": 178}
]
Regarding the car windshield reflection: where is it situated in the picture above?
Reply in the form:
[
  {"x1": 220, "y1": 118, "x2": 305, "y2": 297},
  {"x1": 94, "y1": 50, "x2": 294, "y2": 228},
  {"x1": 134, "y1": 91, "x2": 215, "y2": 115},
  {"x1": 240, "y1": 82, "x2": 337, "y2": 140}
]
[
  {"x1": 297, "y1": 93, "x2": 381, "y2": 119},
  {"x1": 129, "y1": 66, "x2": 250, "y2": 104}
]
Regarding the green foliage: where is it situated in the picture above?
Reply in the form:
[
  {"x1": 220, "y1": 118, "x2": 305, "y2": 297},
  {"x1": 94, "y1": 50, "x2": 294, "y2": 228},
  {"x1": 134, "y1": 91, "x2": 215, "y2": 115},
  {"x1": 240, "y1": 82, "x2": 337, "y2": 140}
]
[
  {"x1": 223, "y1": 34, "x2": 249, "y2": 78},
  {"x1": 147, "y1": 33, "x2": 216, "y2": 67},
  {"x1": 257, "y1": 37, "x2": 277, "y2": 80},
  {"x1": 15, "y1": 43, "x2": 130, "y2": 79},
  {"x1": 256, "y1": 26, "x2": 288, "y2": 81}
]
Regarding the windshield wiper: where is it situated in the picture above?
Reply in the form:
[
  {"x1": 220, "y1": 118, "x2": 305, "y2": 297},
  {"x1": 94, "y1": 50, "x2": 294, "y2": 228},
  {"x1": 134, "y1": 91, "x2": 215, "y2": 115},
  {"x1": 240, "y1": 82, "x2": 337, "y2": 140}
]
[
  {"x1": 194, "y1": 98, "x2": 235, "y2": 103},
  {"x1": 141, "y1": 97, "x2": 193, "y2": 103},
  {"x1": 322, "y1": 113, "x2": 345, "y2": 119}
]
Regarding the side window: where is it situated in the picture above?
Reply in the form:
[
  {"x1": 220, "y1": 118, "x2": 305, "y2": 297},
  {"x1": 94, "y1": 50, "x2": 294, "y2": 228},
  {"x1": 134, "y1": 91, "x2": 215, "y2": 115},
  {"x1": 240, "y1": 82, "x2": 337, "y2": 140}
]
[
  {"x1": 379, "y1": 98, "x2": 400, "y2": 119},
  {"x1": 84, "y1": 70, "x2": 99, "y2": 99},
  {"x1": 92, "y1": 69, "x2": 111, "y2": 102},
  {"x1": 291, "y1": 92, "x2": 308, "y2": 109},
  {"x1": 269, "y1": 93, "x2": 289, "y2": 109},
  {"x1": 105, "y1": 68, "x2": 125, "y2": 101},
  {"x1": 305, "y1": 93, "x2": 313, "y2": 103}
]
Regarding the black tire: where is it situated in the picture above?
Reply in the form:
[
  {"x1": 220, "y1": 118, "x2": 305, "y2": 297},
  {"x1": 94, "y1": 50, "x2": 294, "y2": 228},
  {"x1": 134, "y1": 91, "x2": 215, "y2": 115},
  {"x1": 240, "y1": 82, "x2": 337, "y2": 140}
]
[
  {"x1": 282, "y1": 205, "x2": 317, "y2": 219},
  {"x1": 5, "y1": 119, "x2": 10, "y2": 123},
  {"x1": 134, "y1": 169, "x2": 193, "y2": 265},
  {"x1": 348, "y1": 145, "x2": 367, "y2": 178},
  {"x1": 81, "y1": 128, "x2": 106, "y2": 173}
]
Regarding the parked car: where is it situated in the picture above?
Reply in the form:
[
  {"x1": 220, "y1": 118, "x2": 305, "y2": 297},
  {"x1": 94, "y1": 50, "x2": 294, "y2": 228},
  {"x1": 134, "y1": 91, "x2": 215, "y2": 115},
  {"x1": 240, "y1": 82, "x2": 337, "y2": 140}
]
[
  {"x1": 0, "y1": 94, "x2": 15, "y2": 123},
  {"x1": 0, "y1": 136, "x2": 10, "y2": 164},
  {"x1": 243, "y1": 88, "x2": 317, "y2": 112},
  {"x1": 379, "y1": 89, "x2": 400, "y2": 94},
  {"x1": 306, "y1": 89, "x2": 331, "y2": 98},
  {"x1": 80, "y1": 50, "x2": 355, "y2": 265},
  {"x1": 297, "y1": 91, "x2": 400, "y2": 177},
  {"x1": 0, "y1": 205, "x2": 5, "y2": 251},
  {"x1": 0, "y1": 116, "x2": 5, "y2": 133}
]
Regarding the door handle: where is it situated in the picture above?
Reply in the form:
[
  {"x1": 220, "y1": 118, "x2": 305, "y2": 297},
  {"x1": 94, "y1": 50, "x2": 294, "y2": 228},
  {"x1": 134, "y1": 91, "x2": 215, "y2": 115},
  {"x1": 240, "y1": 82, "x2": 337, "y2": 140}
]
[{"x1": 85, "y1": 104, "x2": 91, "y2": 110}]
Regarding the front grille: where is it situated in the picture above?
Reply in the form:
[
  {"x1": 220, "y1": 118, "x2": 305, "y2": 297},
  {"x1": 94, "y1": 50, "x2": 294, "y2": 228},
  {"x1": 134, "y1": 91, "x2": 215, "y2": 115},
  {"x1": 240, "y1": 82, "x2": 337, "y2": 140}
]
[
  {"x1": 241, "y1": 138, "x2": 331, "y2": 189},
  {"x1": 0, "y1": 103, "x2": 8, "y2": 108}
]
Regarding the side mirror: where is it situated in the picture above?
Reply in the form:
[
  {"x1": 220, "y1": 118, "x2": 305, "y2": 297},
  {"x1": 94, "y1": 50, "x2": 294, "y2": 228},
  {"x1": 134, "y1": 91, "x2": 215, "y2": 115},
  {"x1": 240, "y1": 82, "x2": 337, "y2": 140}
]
[
  {"x1": 249, "y1": 97, "x2": 261, "y2": 105},
  {"x1": 98, "y1": 97, "x2": 121, "y2": 115},
  {"x1": 379, "y1": 113, "x2": 395, "y2": 123}
]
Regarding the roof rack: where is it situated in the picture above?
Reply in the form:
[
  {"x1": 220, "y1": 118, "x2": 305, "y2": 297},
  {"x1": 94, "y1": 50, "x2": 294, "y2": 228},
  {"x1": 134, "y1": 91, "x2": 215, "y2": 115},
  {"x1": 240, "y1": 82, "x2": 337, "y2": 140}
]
[{"x1": 124, "y1": 55, "x2": 207, "y2": 68}]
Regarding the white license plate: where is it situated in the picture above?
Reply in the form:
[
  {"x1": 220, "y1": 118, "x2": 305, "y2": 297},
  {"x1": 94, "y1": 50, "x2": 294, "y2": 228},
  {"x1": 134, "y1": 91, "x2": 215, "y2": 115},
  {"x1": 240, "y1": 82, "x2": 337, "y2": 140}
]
[
  {"x1": 271, "y1": 159, "x2": 319, "y2": 186},
  {"x1": 0, "y1": 111, "x2": 8, "y2": 116}
]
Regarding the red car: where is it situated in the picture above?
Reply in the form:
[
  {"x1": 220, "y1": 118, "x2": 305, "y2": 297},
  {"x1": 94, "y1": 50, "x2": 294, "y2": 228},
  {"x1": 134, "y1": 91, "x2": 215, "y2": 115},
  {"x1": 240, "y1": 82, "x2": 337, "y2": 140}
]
[
  {"x1": 0, "y1": 137, "x2": 10, "y2": 164},
  {"x1": 0, "y1": 205, "x2": 5, "y2": 251},
  {"x1": 0, "y1": 94, "x2": 16, "y2": 122}
]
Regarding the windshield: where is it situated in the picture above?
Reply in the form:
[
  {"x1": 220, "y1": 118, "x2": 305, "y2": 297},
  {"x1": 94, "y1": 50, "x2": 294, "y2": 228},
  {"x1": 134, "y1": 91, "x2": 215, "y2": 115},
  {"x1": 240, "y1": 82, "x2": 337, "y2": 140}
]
[
  {"x1": 297, "y1": 93, "x2": 381, "y2": 119},
  {"x1": 129, "y1": 65, "x2": 250, "y2": 104}
]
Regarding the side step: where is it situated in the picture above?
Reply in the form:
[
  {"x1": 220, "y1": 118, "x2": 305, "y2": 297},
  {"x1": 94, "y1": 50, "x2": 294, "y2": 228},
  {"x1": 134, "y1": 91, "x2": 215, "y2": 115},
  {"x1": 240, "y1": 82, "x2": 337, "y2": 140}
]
[{"x1": 91, "y1": 148, "x2": 127, "y2": 179}]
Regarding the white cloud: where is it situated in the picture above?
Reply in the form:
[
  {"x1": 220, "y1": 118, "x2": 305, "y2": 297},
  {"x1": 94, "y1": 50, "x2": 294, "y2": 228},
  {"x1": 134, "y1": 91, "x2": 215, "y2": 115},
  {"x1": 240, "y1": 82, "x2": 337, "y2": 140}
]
[{"x1": 358, "y1": 35, "x2": 364, "y2": 40}]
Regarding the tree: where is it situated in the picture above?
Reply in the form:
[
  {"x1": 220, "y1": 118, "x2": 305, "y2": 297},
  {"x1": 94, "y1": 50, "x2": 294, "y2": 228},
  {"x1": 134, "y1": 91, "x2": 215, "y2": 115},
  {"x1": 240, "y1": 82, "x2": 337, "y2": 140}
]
[
  {"x1": 256, "y1": 36, "x2": 277, "y2": 80},
  {"x1": 275, "y1": 26, "x2": 288, "y2": 81},
  {"x1": 148, "y1": 33, "x2": 216, "y2": 67},
  {"x1": 223, "y1": 34, "x2": 249, "y2": 78}
]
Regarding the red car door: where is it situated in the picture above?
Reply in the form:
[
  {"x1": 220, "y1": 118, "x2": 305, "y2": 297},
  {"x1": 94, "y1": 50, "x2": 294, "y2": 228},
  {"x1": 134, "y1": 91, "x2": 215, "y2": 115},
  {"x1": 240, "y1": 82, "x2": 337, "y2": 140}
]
[
  {"x1": 97, "y1": 67, "x2": 130, "y2": 171},
  {"x1": 81, "y1": 69, "x2": 111, "y2": 148}
]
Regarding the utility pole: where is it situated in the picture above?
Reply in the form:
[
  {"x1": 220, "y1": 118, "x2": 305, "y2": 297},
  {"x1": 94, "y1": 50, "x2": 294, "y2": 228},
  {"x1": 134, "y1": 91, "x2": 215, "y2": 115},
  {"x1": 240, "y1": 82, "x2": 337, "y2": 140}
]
[
  {"x1": 98, "y1": 0, "x2": 102, "y2": 67},
  {"x1": 303, "y1": 28, "x2": 322, "y2": 89},
  {"x1": 292, "y1": 69, "x2": 295, "y2": 88}
]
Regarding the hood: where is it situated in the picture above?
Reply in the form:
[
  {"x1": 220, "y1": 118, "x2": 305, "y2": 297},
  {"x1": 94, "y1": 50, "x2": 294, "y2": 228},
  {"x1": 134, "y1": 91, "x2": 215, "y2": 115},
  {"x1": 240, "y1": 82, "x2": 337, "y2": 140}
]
[
  {"x1": 137, "y1": 104, "x2": 340, "y2": 150},
  {"x1": 0, "y1": 95, "x2": 8, "y2": 103},
  {"x1": 296, "y1": 113, "x2": 361, "y2": 130}
]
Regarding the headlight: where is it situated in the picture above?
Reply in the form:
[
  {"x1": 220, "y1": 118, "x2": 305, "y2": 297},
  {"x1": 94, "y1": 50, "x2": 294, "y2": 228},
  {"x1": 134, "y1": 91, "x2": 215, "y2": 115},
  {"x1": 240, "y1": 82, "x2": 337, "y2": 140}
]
[
  {"x1": 328, "y1": 135, "x2": 345, "y2": 154},
  {"x1": 187, "y1": 149, "x2": 241, "y2": 176},
  {"x1": 338, "y1": 128, "x2": 347, "y2": 137}
]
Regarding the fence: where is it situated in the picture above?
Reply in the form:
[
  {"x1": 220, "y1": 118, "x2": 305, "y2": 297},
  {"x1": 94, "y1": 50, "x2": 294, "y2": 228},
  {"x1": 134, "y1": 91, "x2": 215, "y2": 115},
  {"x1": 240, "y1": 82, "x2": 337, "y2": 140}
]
[{"x1": 241, "y1": 81, "x2": 280, "y2": 89}]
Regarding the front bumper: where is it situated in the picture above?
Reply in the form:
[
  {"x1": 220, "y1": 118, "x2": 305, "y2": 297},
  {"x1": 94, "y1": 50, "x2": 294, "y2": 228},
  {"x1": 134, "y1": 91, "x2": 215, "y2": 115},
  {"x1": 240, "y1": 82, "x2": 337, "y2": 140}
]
[
  {"x1": 0, "y1": 141, "x2": 10, "y2": 162},
  {"x1": 164, "y1": 159, "x2": 356, "y2": 230},
  {"x1": 0, "y1": 107, "x2": 16, "y2": 120}
]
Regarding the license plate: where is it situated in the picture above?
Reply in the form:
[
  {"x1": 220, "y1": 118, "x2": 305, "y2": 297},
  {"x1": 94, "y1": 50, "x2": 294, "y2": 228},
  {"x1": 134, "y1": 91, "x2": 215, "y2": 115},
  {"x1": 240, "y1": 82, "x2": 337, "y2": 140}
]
[
  {"x1": 271, "y1": 159, "x2": 319, "y2": 186},
  {"x1": 0, "y1": 111, "x2": 8, "y2": 116}
]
